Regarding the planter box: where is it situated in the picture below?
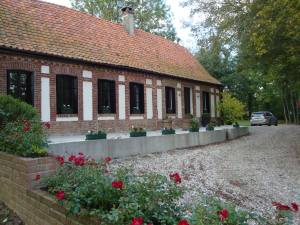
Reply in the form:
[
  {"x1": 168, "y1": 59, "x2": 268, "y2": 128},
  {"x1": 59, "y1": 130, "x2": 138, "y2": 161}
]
[
  {"x1": 0, "y1": 152, "x2": 100, "y2": 225},
  {"x1": 130, "y1": 131, "x2": 147, "y2": 137},
  {"x1": 86, "y1": 133, "x2": 107, "y2": 140},
  {"x1": 162, "y1": 129, "x2": 176, "y2": 135}
]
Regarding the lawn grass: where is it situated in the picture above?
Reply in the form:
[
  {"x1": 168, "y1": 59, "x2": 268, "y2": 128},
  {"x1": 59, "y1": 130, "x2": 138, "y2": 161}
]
[{"x1": 237, "y1": 120, "x2": 251, "y2": 126}]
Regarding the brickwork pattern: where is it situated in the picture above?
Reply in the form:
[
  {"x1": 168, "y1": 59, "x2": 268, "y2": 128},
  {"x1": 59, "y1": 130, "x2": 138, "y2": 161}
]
[{"x1": 0, "y1": 52, "x2": 221, "y2": 134}]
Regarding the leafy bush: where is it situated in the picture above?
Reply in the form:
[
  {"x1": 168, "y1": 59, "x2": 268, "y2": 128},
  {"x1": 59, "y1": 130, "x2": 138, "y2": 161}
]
[
  {"x1": 130, "y1": 127, "x2": 147, "y2": 137},
  {"x1": 44, "y1": 156, "x2": 184, "y2": 225},
  {"x1": 85, "y1": 130, "x2": 107, "y2": 140},
  {"x1": 162, "y1": 128, "x2": 176, "y2": 135},
  {"x1": 0, "y1": 95, "x2": 48, "y2": 157},
  {"x1": 0, "y1": 95, "x2": 38, "y2": 129},
  {"x1": 189, "y1": 197, "x2": 260, "y2": 225},
  {"x1": 189, "y1": 117, "x2": 199, "y2": 132},
  {"x1": 201, "y1": 113, "x2": 211, "y2": 127},
  {"x1": 217, "y1": 92, "x2": 246, "y2": 125}
]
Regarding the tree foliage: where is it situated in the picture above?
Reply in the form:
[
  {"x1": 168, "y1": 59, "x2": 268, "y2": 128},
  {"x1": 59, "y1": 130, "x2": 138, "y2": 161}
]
[
  {"x1": 71, "y1": 0, "x2": 178, "y2": 41},
  {"x1": 217, "y1": 92, "x2": 246, "y2": 125},
  {"x1": 183, "y1": 0, "x2": 300, "y2": 123}
]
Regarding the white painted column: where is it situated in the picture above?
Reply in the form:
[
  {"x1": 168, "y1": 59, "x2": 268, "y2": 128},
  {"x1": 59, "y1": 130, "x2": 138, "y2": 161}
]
[
  {"x1": 41, "y1": 77, "x2": 50, "y2": 122},
  {"x1": 146, "y1": 87, "x2": 153, "y2": 119},
  {"x1": 196, "y1": 92, "x2": 201, "y2": 118},
  {"x1": 210, "y1": 94, "x2": 215, "y2": 118},
  {"x1": 83, "y1": 81, "x2": 93, "y2": 121},
  {"x1": 177, "y1": 90, "x2": 182, "y2": 118},
  {"x1": 118, "y1": 84, "x2": 126, "y2": 120},
  {"x1": 156, "y1": 80, "x2": 162, "y2": 120},
  {"x1": 190, "y1": 88, "x2": 193, "y2": 115}
]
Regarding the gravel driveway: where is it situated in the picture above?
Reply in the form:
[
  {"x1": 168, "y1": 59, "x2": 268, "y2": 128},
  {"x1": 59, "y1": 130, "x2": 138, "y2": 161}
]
[{"x1": 113, "y1": 125, "x2": 300, "y2": 222}]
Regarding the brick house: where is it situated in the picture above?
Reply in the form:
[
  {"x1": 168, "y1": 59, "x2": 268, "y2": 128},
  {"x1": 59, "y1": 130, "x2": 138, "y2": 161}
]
[{"x1": 0, "y1": 0, "x2": 222, "y2": 134}]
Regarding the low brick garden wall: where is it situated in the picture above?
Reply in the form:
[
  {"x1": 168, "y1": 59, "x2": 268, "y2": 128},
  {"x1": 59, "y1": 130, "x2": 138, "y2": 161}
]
[{"x1": 0, "y1": 152, "x2": 100, "y2": 225}]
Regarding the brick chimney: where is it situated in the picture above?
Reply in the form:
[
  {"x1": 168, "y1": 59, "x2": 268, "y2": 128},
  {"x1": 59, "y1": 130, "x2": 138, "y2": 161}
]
[{"x1": 121, "y1": 6, "x2": 134, "y2": 35}]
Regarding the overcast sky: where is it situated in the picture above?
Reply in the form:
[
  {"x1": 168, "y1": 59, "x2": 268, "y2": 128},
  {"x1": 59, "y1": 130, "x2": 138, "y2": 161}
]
[{"x1": 41, "y1": 0, "x2": 197, "y2": 52}]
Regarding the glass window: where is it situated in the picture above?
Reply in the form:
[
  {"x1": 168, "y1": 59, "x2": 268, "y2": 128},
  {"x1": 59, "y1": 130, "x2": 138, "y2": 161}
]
[
  {"x1": 130, "y1": 82, "x2": 144, "y2": 114},
  {"x1": 203, "y1": 91, "x2": 210, "y2": 113},
  {"x1": 98, "y1": 79, "x2": 116, "y2": 114},
  {"x1": 7, "y1": 70, "x2": 33, "y2": 105},
  {"x1": 184, "y1": 87, "x2": 191, "y2": 114},
  {"x1": 165, "y1": 86, "x2": 176, "y2": 114},
  {"x1": 56, "y1": 75, "x2": 78, "y2": 114}
]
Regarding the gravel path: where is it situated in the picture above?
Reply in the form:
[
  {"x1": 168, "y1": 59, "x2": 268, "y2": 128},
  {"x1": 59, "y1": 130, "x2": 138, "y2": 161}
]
[{"x1": 112, "y1": 125, "x2": 300, "y2": 222}]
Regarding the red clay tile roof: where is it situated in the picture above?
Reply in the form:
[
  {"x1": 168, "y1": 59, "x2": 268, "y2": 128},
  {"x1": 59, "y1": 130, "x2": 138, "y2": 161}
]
[{"x1": 0, "y1": 0, "x2": 221, "y2": 85}]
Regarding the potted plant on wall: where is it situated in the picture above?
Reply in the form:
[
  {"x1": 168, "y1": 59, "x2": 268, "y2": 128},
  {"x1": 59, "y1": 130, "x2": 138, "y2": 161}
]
[
  {"x1": 85, "y1": 130, "x2": 107, "y2": 140},
  {"x1": 130, "y1": 127, "x2": 147, "y2": 137},
  {"x1": 201, "y1": 113, "x2": 211, "y2": 127},
  {"x1": 162, "y1": 127, "x2": 176, "y2": 135},
  {"x1": 189, "y1": 116, "x2": 199, "y2": 132}
]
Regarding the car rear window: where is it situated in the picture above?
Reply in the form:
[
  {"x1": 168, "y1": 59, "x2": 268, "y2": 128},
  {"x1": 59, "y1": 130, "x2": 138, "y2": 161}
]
[{"x1": 252, "y1": 112, "x2": 264, "y2": 116}]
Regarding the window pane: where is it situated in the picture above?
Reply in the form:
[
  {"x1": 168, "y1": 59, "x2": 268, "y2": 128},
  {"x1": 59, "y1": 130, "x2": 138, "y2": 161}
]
[
  {"x1": 184, "y1": 87, "x2": 191, "y2": 114},
  {"x1": 130, "y1": 82, "x2": 144, "y2": 114},
  {"x1": 56, "y1": 75, "x2": 78, "y2": 114},
  {"x1": 98, "y1": 79, "x2": 116, "y2": 114},
  {"x1": 165, "y1": 86, "x2": 176, "y2": 114},
  {"x1": 202, "y1": 91, "x2": 210, "y2": 113},
  {"x1": 7, "y1": 70, "x2": 33, "y2": 105}
]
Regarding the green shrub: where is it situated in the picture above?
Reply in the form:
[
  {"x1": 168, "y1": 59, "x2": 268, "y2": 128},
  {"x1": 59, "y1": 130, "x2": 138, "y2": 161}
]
[
  {"x1": 162, "y1": 128, "x2": 176, "y2": 135},
  {"x1": 217, "y1": 92, "x2": 246, "y2": 125},
  {"x1": 85, "y1": 130, "x2": 107, "y2": 140},
  {"x1": 189, "y1": 116, "x2": 199, "y2": 132},
  {"x1": 44, "y1": 158, "x2": 184, "y2": 225},
  {"x1": 0, "y1": 95, "x2": 38, "y2": 129},
  {"x1": 0, "y1": 95, "x2": 48, "y2": 157},
  {"x1": 130, "y1": 127, "x2": 147, "y2": 137}
]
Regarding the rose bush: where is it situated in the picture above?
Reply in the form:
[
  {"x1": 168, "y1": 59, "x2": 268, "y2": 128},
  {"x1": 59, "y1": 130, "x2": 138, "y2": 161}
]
[
  {"x1": 0, "y1": 95, "x2": 48, "y2": 157},
  {"x1": 43, "y1": 155, "x2": 184, "y2": 225}
]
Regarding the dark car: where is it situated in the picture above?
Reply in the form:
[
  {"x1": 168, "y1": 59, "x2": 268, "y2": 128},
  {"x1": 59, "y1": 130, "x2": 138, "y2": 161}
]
[{"x1": 250, "y1": 111, "x2": 278, "y2": 126}]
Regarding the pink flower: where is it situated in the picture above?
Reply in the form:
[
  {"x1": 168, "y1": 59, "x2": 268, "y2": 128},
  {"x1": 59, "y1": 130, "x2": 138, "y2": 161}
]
[
  {"x1": 74, "y1": 154, "x2": 85, "y2": 166},
  {"x1": 104, "y1": 156, "x2": 112, "y2": 163},
  {"x1": 169, "y1": 172, "x2": 182, "y2": 184},
  {"x1": 178, "y1": 219, "x2": 189, "y2": 225},
  {"x1": 112, "y1": 181, "x2": 124, "y2": 189},
  {"x1": 291, "y1": 202, "x2": 299, "y2": 212},
  {"x1": 218, "y1": 209, "x2": 229, "y2": 222},
  {"x1": 130, "y1": 217, "x2": 143, "y2": 225},
  {"x1": 55, "y1": 156, "x2": 65, "y2": 165},
  {"x1": 35, "y1": 174, "x2": 40, "y2": 181},
  {"x1": 55, "y1": 190, "x2": 65, "y2": 200}
]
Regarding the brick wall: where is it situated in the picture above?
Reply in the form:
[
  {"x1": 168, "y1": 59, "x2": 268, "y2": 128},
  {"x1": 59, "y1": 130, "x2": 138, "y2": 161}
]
[
  {"x1": 0, "y1": 51, "x2": 221, "y2": 134},
  {"x1": 0, "y1": 152, "x2": 100, "y2": 225}
]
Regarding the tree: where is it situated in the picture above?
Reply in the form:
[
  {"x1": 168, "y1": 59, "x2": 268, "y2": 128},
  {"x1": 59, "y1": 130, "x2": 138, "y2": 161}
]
[
  {"x1": 217, "y1": 92, "x2": 246, "y2": 125},
  {"x1": 183, "y1": 0, "x2": 300, "y2": 123},
  {"x1": 71, "y1": 0, "x2": 177, "y2": 41}
]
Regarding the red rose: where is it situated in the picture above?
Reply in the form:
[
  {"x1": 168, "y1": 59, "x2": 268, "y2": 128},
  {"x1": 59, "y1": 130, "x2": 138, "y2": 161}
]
[
  {"x1": 55, "y1": 156, "x2": 65, "y2": 165},
  {"x1": 55, "y1": 190, "x2": 65, "y2": 200},
  {"x1": 169, "y1": 172, "x2": 181, "y2": 184},
  {"x1": 178, "y1": 219, "x2": 189, "y2": 225},
  {"x1": 44, "y1": 122, "x2": 50, "y2": 129},
  {"x1": 35, "y1": 174, "x2": 41, "y2": 181},
  {"x1": 291, "y1": 202, "x2": 299, "y2": 212},
  {"x1": 22, "y1": 120, "x2": 31, "y2": 132},
  {"x1": 272, "y1": 202, "x2": 291, "y2": 210},
  {"x1": 104, "y1": 156, "x2": 112, "y2": 163},
  {"x1": 68, "y1": 155, "x2": 76, "y2": 162},
  {"x1": 130, "y1": 217, "x2": 143, "y2": 225},
  {"x1": 112, "y1": 181, "x2": 124, "y2": 189},
  {"x1": 74, "y1": 155, "x2": 85, "y2": 166},
  {"x1": 218, "y1": 209, "x2": 229, "y2": 222}
]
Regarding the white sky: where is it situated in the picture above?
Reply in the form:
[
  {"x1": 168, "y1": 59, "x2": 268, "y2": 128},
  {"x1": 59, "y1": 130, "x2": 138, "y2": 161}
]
[{"x1": 41, "y1": 0, "x2": 197, "y2": 52}]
